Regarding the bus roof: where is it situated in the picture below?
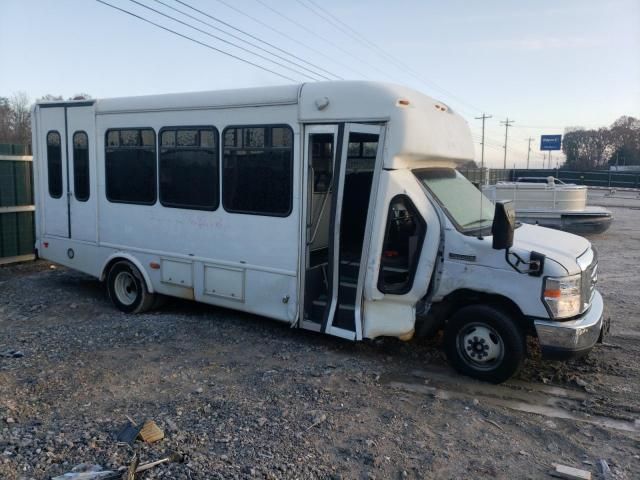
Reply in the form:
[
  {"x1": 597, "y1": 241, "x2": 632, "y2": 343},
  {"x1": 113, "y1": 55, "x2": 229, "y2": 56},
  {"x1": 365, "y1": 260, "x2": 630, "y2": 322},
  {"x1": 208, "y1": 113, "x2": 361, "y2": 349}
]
[{"x1": 37, "y1": 81, "x2": 475, "y2": 167}]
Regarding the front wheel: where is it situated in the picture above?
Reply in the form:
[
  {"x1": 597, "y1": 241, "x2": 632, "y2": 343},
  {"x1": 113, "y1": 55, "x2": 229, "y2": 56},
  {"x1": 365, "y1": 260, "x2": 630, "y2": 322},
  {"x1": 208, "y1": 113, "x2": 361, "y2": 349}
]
[
  {"x1": 107, "y1": 260, "x2": 155, "y2": 314},
  {"x1": 444, "y1": 305, "x2": 525, "y2": 383}
]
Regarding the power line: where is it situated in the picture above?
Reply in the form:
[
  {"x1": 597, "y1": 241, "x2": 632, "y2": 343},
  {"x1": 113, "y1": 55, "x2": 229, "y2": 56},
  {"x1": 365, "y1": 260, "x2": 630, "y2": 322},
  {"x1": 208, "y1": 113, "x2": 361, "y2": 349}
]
[
  {"x1": 299, "y1": 0, "x2": 584, "y2": 137},
  {"x1": 127, "y1": 0, "x2": 318, "y2": 81},
  {"x1": 95, "y1": 0, "x2": 298, "y2": 82},
  {"x1": 253, "y1": 0, "x2": 393, "y2": 81},
  {"x1": 166, "y1": 0, "x2": 339, "y2": 80},
  {"x1": 296, "y1": 0, "x2": 486, "y2": 117},
  {"x1": 209, "y1": 0, "x2": 364, "y2": 78}
]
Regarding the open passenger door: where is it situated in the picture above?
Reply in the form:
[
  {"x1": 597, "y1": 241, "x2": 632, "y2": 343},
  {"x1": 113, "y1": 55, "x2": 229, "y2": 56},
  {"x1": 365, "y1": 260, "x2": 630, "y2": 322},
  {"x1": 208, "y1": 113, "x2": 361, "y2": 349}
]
[{"x1": 301, "y1": 123, "x2": 385, "y2": 340}]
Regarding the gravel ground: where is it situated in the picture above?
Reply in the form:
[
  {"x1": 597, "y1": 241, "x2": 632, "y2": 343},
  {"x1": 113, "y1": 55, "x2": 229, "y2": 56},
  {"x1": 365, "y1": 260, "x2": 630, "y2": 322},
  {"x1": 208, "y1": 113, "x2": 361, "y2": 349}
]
[{"x1": 1, "y1": 196, "x2": 639, "y2": 479}]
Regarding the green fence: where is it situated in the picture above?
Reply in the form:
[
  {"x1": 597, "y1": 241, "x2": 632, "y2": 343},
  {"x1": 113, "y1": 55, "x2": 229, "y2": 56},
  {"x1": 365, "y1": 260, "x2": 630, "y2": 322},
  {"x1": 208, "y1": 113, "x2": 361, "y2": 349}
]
[
  {"x1": 0, "y1": 144, "x2": 32, "y2": 156},
  {"x1": 0, "y1": 148, "x2": 35, "y2": 265}
]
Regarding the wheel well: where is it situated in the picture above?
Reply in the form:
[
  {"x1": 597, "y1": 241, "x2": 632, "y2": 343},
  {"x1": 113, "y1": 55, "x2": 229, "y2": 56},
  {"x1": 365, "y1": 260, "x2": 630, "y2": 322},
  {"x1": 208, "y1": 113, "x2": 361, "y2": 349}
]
[
  {"x1": 417, "y1": 289, "x2": 534, "y2": 337},
  {"x1": 101, "y1": 256, "x2": 153, "y2": 293}
]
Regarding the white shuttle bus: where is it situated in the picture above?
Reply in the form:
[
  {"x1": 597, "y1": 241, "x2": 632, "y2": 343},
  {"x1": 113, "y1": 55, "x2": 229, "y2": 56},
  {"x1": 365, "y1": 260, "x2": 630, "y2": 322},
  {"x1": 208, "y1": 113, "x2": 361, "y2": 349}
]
[{"x1": 31, "y1": 82, "x2": 607, "y2": 383}]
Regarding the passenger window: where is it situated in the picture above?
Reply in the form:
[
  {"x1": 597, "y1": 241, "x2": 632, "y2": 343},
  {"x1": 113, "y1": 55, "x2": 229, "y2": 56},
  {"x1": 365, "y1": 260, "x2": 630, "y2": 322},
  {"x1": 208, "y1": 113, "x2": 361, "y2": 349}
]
[
  {"x1": 47, "y1": 131, "x2": 63, "y2": 199},
  {"x1": 223, "y1": 125, "x2": 293, "y2": 216},
  {"x1": 378, "y1": 196, "x2": 426, "y2": 294},
  {"x1": 159, "y1": 127, "x2": 219, "y2": 210},
  {"x1": 73, "y1": 131, "x2": 90, "y2": 202},
  {"x1": 105, "y1": 128, "x2": 156, "y2": 205}
]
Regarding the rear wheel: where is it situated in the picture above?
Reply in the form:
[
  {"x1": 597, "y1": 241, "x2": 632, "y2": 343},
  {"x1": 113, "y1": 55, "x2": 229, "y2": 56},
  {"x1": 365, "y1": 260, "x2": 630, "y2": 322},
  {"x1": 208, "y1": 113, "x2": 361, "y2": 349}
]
[
  {"x1": 444, "y1": 305, "x2": 525, "y2": 383},
  {"x1": 107, "y1": 261, "x2": 155, "y2": 313}
]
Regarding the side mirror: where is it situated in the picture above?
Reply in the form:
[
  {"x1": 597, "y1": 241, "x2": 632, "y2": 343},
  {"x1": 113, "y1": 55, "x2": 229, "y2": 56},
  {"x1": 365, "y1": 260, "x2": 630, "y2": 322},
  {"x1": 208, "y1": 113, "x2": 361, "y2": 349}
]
[{"x1": 492, "y1": 201, "x2": 515, "y2": 250}]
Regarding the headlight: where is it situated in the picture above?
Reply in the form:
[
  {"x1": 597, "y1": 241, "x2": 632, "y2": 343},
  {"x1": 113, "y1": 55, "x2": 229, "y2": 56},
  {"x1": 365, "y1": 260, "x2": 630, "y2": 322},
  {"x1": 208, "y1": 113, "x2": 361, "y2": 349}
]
[{"x1": 543, "y1": 274, "x2": 582, "y2": 319}]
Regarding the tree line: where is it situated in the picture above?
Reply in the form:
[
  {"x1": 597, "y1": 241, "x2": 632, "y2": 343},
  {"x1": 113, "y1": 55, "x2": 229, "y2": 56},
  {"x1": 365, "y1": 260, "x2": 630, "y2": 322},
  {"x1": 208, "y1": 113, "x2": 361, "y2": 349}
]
[
  {"x1": 562, "y1": 116, "x2": 640, "y2": 169},
  {"x1": 0, "y1": 92, "x2": 91, "y2": 147}
]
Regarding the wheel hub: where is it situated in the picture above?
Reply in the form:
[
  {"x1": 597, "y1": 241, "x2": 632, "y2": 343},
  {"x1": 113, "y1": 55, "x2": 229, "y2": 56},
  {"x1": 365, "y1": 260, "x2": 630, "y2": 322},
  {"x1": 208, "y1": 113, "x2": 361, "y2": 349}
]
[
  {"x1": 460, "y1": 325, "x2": 502, "y2": 365},
  {"x1": 114, "y1": 271, "x2": 138, "y2": 306}
]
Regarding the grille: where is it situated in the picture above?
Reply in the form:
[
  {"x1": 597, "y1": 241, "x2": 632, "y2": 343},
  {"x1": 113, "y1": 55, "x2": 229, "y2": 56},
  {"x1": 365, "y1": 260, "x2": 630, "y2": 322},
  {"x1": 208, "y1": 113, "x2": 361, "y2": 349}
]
[{"x1": 581, "y1": 256, "x2": 597, "y2": 312}]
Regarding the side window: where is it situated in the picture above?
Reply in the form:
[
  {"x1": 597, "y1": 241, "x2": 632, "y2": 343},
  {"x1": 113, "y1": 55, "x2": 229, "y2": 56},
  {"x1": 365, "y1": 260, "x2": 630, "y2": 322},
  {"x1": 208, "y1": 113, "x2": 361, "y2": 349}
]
[
  {"x1": 223, "y1": 125, "x2": 293, "y2": 216},
  {"x1": 159, "y1": 127, "x2": 218, "y2": 210},
  {"x1": 47, "y1": 131, "x2": 62, "y2": 198},
  {"x1": 105, "y1": 128, "x2": 156, "y2": 205},
  {"x1": 73, "y1": 131, "x2": 90, "y2": 202},
  {"x1": 378, "y1": 196, "x2": 426, "y2": 295}
]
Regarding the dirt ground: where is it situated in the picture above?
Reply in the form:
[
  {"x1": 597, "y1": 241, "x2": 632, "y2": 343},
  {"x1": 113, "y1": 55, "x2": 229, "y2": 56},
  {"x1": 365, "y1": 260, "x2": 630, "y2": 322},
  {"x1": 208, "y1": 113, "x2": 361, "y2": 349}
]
[{"x1": 1, "y1": 191, "x2": 639, "y2": 479}]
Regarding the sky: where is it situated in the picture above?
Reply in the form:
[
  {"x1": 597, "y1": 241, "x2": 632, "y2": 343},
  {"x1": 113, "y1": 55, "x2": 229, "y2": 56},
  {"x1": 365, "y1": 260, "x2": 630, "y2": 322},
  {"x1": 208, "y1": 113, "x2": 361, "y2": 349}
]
[{"x1": 1, "y1": 0, "x2": 639, "y2": 168}]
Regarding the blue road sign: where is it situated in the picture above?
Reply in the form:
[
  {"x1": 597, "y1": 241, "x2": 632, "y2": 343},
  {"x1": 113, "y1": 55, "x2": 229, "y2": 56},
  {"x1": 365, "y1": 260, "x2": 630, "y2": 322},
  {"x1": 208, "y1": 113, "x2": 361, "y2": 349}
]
[{"x1": 540, "y1": 135, "x2": 562, "y2": 151}]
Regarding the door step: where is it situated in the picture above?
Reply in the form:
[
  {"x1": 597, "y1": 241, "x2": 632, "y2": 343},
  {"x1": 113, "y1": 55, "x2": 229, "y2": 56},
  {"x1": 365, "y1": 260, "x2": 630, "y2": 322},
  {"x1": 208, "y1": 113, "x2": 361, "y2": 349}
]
[{"x1": 312, "y1": 299, "x2": 355, "y2": 311}]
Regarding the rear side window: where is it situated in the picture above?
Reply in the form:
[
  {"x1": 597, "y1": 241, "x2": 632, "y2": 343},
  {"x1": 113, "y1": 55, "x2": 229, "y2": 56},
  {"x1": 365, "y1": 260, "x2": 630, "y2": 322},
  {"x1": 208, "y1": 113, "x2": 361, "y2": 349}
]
[
  {"x1": 73, "y1": 131, "x2": 90, "y2": 202},
  {"x1": 378, "y1": 196, "x2": 426, "y2": 295},
  {"x1": 159, "y1": 127, "x2": 218, "y2": 210},
  {"x1": 105, "y1": 128, "x2": 156, "y2": 205},
  {"x1": 222, "y1": 125, "x2": 293, "y2": 216},
  {"x1": 47, "y1": 131, "x2": 62, "y2": 198}
]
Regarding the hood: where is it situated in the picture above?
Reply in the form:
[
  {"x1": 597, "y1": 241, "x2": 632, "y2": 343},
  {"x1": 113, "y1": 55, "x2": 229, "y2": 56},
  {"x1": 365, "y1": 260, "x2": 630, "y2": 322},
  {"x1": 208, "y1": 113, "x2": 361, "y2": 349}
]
[{"x1": 512, "y1": 223, "x2": 590, "y2": 274}]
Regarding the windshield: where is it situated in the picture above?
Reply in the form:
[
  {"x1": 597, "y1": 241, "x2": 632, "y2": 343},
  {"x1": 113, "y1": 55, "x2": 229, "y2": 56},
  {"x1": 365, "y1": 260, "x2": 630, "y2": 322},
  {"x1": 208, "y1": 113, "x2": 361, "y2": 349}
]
[{"x1": 414, "y1": 167, "x2": 495, "y2": 233}]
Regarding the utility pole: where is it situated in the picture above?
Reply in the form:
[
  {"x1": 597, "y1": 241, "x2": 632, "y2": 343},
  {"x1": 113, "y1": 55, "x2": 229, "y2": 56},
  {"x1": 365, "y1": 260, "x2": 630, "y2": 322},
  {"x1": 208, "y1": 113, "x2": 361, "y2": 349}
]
[
  {"x1": 526, "y1": 137, "x2": 533, "y2": 169},
  {"x1": 475, "y1": 113, "x2": 492, "y2": 178},
  {"x1": 500, "y1": 118, "x2": 515, "y2": 170},
  {"x1": 474, "y1": 113, "x2": 492, "y2": 232}
]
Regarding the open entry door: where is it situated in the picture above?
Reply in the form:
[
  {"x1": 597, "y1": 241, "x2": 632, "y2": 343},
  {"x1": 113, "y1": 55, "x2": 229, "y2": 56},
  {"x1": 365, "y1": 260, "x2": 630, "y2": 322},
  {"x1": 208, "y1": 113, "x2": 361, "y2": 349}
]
[{"x1": 300, "y1": 123, "x2": 385, "y2": 340}]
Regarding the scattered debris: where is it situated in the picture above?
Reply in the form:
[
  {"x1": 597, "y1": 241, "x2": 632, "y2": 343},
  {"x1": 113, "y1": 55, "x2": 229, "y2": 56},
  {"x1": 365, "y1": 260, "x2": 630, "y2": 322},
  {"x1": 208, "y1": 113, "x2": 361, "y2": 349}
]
[
  {"x1": 136, "y1": 452, "x2": 184, "y2": 474},
  {"x1": 550, "y1": 463, "x2": 592, "y2": 480},
  {"x1": 116, "y1": 421, "x2": 143, "y2": 446},
  {"x1": 139, "y1": 420, "x2": 164, "y2": 443},
  {"x1": 125, "y1": 453, "x2": 139, "y2": 480},
  {"x1": 117, "y1": 417, "x2": 164, "y2": 445},
  {"x1": 1, "y1": 350, "x2": 24, "y2": 358},
  {"x1": 51, "y1": 464, "x2": 118, "y2": 480},
  {"x1": 481, "y1": 418, "x2": 504, "y2": 431},
  {"x1": 597, "y1": 459, "x2": 612, "y2": 480}
]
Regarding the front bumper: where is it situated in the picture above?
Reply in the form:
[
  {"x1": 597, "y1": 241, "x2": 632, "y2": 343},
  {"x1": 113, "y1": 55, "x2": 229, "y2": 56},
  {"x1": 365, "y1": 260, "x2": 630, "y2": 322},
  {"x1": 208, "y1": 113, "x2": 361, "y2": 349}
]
[{"x1": 534, "y1": 290, "x2": 606, "y2": 360}]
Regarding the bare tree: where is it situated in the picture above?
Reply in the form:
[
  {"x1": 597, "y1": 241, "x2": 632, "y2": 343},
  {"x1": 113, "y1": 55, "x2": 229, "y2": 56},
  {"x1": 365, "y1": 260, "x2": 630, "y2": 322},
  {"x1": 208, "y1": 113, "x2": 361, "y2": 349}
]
[
  {"x1": 70, "y1": 93, "x2": 92, "y2": 100},
  {"x1": 0, "y1": 97, "x2": 12, "y2": 143},
  {"x1": 562, "y1": 117, "x2": 640, "y2": 168},
  {"x1": 10, "y1": 92, "x2": 31, "y2": 146},
  {"x1": 37, "y1": 94, "x2": 64, "y2": 102}
]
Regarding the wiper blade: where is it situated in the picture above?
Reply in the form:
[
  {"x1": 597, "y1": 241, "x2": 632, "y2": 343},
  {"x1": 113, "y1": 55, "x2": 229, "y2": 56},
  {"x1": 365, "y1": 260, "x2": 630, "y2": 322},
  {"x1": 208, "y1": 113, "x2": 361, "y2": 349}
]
[{"x1": 462, "y1": 218, "x2": 492, "y2": 228}]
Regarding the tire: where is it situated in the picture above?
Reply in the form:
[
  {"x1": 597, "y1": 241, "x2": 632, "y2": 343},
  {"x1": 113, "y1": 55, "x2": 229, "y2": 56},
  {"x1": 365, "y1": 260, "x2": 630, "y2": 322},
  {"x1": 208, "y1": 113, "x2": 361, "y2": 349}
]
[
  {"x1": 152, "y1": 294, "x2": 168, "y2": 310},
  {"x1": 443, "y1": 304, "x2": 525, "y2": 384},
  {"x1": 106, "y1": 260, "x2": 155, "y2": 314}
]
